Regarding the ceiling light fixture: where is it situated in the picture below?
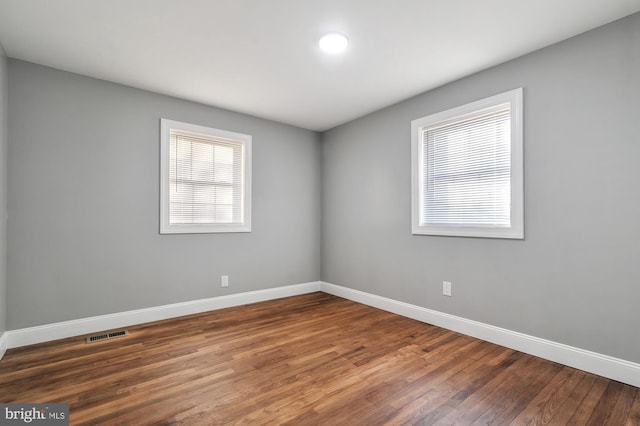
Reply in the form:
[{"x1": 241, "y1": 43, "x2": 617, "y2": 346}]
[{"x1": 319, "y1": 32, "x2": 349, "y2": 54}]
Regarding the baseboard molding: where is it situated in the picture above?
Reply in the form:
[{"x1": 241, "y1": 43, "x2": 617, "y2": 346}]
[
  {"x1": 0, "y1": 331, "x2": 7, "y2": 360},
  {"x1": 5, "y1": 280, "x2": 639, "y2": 388},
  {"x1": 320, "y1": 282, "x2": 640, "y2": 388},
  {"x1": 6, "y1": 281, "x2": 321, "y2": 349}
]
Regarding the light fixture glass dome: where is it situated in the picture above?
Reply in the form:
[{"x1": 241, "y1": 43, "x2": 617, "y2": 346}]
[{"x1": 319, "y1": 32, "x2": 349, "y2": 54}]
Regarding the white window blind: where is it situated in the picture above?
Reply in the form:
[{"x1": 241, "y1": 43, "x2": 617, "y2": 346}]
[
  {"x1": 411, "y1": 88, "x2": 523, "y2": 239},
  {"x1": 423, "y1": 106, "x2": 511, "y2": 227},
  {"x1": 160, "y1": 119, "x2": 251, "y2": 234},
  {"x1": 170, "y1": 132, "x2": 243, "y2": 224}
]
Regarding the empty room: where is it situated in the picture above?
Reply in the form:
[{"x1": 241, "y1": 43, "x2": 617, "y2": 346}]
[{"x1": 0, "y1": 1, "x2": 639, "y2": 424}]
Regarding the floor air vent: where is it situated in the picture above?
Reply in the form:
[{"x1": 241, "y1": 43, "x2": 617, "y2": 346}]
[{"x1": 86, "y1": 330, "x2": 128, "y2": 343}]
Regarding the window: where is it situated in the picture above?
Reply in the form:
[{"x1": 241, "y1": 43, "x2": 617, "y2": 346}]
[
  {"x1": 160, "y1": 119, "x2": 251, "y2": 234},
  {"x1": 411, "y1": 88, "x2": 523, "y2": 239}
]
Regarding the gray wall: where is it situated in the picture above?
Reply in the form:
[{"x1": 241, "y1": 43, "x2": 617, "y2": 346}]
[
  {"x1": 7, "y1": 60, "x2": 321, "y2": 329},
  {"x1": 322, "y1": 13, "x2": 640, "y2": 363},
  {"x1": 0, "y1": 44, "x2": 7, "y2": 334}
]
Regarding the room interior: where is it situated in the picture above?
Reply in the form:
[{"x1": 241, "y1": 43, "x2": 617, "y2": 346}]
[{"x1": 0, "y1": 0, "x2": 639, "y2": 423}]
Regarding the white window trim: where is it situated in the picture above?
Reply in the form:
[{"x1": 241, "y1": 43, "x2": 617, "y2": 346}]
[
  {"x1": 411, "y1": 88, "x2": 524, "y2": 239},
  {"x1": 160, "y1": 118, "x2": 252, "y2": 234}
]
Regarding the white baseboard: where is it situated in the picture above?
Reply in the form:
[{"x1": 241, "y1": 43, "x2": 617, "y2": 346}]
[
  {"x1": 5, "y1": 280, "x2": 639, "y2": 389},
  {"x1": 320, "y1": 282, "x2": 640, "y2": 388},
  {"x1": 6, "y1": 281, "x2": 321, "y2": 349},
  {"x1": 0, "y1": 331, "x2": 7, "y2": 360}
]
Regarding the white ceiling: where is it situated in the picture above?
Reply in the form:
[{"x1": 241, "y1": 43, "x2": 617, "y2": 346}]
[{"x1": 1, "y1": 1, "x2": 639, "y2": 131}]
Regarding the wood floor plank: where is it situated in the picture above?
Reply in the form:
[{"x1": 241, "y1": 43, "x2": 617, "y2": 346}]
[
  {"x1": 585, "y1": 380, "x2": 625, "y2": 425},
  {"x1": 0, "y1": 292, "x2": 637, "y2": 425},
  {"x1": 608, "y1": 384, "x2": 638, "y2": 426},
  {"x1": 625, "y1": 392, "x2": 640, "y2": 426},
  {"x1": 509, "y1": 365, "x2": 583, "y2": 425}
]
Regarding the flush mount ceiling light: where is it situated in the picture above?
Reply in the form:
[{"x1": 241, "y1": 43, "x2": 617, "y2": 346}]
[{"x1": 319, "y1": 32, "x2": 349, "y2": 54}]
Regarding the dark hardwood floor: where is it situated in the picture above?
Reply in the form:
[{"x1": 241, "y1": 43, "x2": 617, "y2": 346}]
[{"x1": 0, "y1": 292, "x2": 638, "y2": 425}]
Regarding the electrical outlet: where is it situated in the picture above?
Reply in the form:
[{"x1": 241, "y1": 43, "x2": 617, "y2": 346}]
[
  {"x1": 443, "y1": 281, "x2": 452, "y2": 297},
  {"x1": 221, "y1": 275, "x2": 229, "y2": 287}
]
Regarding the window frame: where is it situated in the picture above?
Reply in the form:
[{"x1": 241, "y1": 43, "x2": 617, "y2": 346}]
[
  {"x1": 160, "y1": 118, "x2": 252, "y2": 234},
  {"x1": 411, "y1": 88, "x2": 524, "y2": 239}
]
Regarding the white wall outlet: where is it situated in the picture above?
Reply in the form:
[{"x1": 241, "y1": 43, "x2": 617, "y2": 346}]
[
  {"x1": 221, "y1": 275, "x2": 229, "y2": 287},
  {"x1": 443, "y1": 281, "x2": 452, "y2": 297}
]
